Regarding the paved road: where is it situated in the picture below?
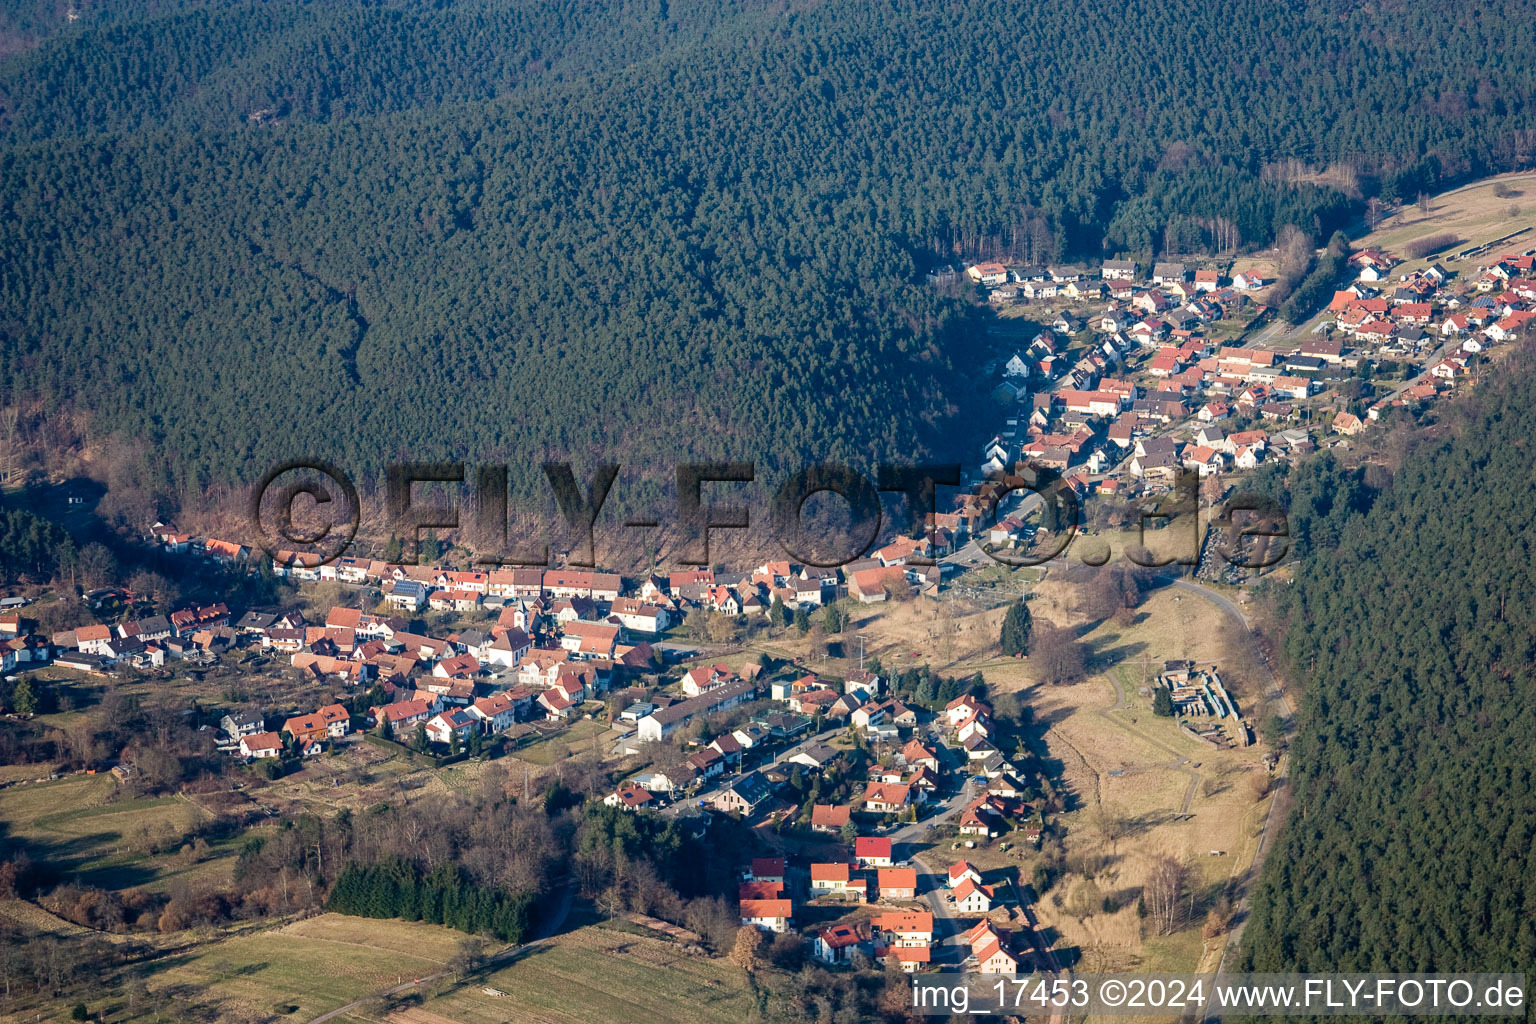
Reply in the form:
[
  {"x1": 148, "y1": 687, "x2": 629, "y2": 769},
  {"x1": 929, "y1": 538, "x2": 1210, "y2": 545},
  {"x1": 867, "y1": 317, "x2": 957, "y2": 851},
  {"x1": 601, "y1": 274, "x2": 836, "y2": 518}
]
[
  {"x1": 1378, "y1": 334, "x2": 1459, "y2": 404},
  {"x1": 655, "y1": 725, "x2": 841, "y2": 815},
  {"x1": 879, "y1": 727, "x2": 980, "y2": 962}
]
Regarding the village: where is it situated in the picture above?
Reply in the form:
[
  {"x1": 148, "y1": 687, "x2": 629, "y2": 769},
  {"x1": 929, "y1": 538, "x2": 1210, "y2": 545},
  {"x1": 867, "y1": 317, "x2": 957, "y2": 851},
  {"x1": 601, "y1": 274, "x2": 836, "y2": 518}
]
[
  {"x1": 3, "y1": 530, "x2": 1078, "y2": 979},
  {"x1": 954, "y1": 245, "x2": 1534, "y2": 506},
  {"x1": 3, "y1": 220, "x2": 1531, "y2": 1000}
]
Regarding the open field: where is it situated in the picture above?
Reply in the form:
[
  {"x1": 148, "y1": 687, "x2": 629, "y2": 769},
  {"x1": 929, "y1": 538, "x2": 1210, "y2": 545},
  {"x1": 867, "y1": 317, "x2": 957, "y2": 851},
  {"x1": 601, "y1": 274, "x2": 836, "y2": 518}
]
[
  {"x1": 129, "y1": 921, "x2": 454, "y2": 1023},
  {"x1": 4, "y1": 915, "x2": 473, "y2": 1024},
  {"x1": 1353, "y1": 172, "x2": 1536, "y2": 277},
  {"x1": 0, "y1": 897, "x2": 94, "y2": 938},
  {"x1": 0, "y1": 761, "x2": 61, "y2": 784},
  {"x1": 279, "y1": 913, "x2": 471, "y2": 963},
  {"x1": 1063, "y1": 515, "x2": 1206, "y2": 572},
  {"x1": 866, "y1": 575, "x2": 1275, "y2": 980},
  {"x1": 0, "y1": 771, "x2": 273, "y2": 897},
  {"x1": 367, "y1": 924, "x2": 756, "y2": 1024},
  {"x1": 1018, "y1": 586, "x2": 1271, "y2": 969}
]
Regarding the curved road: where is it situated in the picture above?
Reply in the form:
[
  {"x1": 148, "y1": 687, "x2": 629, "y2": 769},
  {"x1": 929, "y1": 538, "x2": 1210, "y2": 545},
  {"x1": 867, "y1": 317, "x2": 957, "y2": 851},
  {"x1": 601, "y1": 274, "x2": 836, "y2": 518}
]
[{"x1": 1167, "y1": 577, "x2": 1294, "y2": 996}]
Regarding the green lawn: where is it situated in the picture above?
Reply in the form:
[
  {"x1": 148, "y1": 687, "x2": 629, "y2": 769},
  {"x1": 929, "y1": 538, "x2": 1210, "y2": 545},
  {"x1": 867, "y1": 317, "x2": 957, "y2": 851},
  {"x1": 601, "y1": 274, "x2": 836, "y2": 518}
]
[
  {"x1": 515, "y1": 717, "x2": 613, "y2": 765},
  {"x1": 0, "y1": 776, "x2": 223, "y2": 889}
]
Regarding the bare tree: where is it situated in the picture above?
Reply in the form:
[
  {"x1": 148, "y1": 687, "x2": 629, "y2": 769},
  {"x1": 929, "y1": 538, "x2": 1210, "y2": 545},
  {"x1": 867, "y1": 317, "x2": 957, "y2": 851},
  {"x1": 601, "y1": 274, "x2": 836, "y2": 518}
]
[
  {"x1": 729, "y1": 925, "x2": 763, "y2": 970},
  {"x1": 1143, "y1": 856, "x2": 1189, "y2": 936},
  {"x1": 1031, "y1": 623, "x2": 1088, "y2": 685},
  {"x1": 1276, "y1": 225, "x2": 1315, "y2": 285},
  {"x1": 1075, "y1": 565, "x2": 1141, "y2": 623},
  {"x1": 1091, "y1": 804, "x2": 1132, "y2": 850},
  {"x1": 1204, "y1": 894, "x2": 1237, "y2": 938},
  {"x1": 1365, "y1": 197, "x2": 1384, "y2": 231},
  {"x1": 77, "y1": 543, "x2": 118, "y2": 590}
]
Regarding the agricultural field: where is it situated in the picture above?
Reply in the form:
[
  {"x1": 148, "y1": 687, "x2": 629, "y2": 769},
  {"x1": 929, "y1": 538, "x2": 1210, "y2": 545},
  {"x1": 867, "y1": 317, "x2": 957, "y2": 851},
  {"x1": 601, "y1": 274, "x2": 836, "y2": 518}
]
[
  {"x1": 1354, "y1": 171, "x2": 1536, "y2": 277},
  {"x1": 372, "y1": 924, "x2": 756, "y2": 1024},
  {"x1": 47, "y1": 914, "x2": 472, "y2": 1024},
  {"x1": 0, "y1": 774, "x2": 231, "y2": 891}
]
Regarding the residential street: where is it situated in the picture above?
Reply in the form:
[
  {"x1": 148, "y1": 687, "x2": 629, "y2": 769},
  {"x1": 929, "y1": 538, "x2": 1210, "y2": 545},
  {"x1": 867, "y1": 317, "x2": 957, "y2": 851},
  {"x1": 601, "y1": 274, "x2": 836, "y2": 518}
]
[{"x1": 655, "y1": 724, "x2": 840, "y2": 815}]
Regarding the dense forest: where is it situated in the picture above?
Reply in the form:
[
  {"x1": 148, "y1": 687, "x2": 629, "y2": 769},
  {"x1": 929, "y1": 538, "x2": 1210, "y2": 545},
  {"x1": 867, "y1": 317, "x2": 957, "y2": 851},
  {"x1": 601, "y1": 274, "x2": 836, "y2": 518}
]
[
  {"x1": 1242, "y1": 347, "x2": 1536, "y2": 974},
  {"x1": 3, "y1": 0, "x2": 1535, "y2": 509}
]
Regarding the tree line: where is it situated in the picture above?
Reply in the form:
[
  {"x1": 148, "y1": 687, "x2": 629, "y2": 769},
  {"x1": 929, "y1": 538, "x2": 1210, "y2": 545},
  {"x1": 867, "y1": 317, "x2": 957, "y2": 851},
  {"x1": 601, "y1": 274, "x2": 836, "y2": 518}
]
[
  {"x1": 1242, "y1": 342, "x2": 1536, "y2": 977},
  {"x1": 326, "y1": 857, "x2": 537, "y2": 944}
]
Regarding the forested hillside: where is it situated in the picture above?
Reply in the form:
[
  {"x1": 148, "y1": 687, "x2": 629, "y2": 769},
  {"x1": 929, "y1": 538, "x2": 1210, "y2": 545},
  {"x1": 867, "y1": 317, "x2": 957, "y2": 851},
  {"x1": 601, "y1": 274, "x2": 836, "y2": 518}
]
[
  {"x1": 1243, "y1": 352, "x2": 1536, "y2": 972},
  {"x1": 0, "y1": 0, "x2": 788, "y2": 137},
  {"x1": 3, "y1": 0, "x2": 1536, "y2": 506}
]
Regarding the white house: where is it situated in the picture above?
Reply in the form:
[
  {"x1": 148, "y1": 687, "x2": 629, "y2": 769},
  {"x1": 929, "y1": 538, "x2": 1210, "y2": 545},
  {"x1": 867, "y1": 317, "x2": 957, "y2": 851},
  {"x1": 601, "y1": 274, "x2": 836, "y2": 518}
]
[
  {"x1": 608, "y1": 598, "x2": 670, "y2": 634},
  {"x1": 485, "y1": 628, "x2": 533, "y2": 668},
  {"x1": 239, "y1": 731, "x2": 283, "y2": 759},
  {"x1": 739, "y1": 899, "x2": 793, "y2": 933},
  {"x1": 384, "y1": 580, "x2": 429, "y2": 612},
  {"x1": 953, "y1": 877, "x2": 997, "y2": 913},
  {"x1": 947, "y1": 861, "x2": 983, "y2": 888},
  {"x1": 425, "y1": 709, "x2": 479, "y2": 746},
  {"x1": 469, "y1": 692, "x2": 518, "y2": 734},
  {"x1": 967, "y1": 262, "x2": 1009, "y2": 286}
]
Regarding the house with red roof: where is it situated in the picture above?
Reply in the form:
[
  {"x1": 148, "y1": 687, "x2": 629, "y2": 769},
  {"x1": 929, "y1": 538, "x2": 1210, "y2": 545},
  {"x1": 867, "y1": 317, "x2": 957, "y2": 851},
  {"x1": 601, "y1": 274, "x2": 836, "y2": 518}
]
[
  {"x1": 748, "y1": 858, "x2": 786, "y2": 882},
  {"x1": 1332, "y1": 412, "x2": 1364, "y2": 436},
  {"x1": 863, "y1": 782, "x2": 914, "y2": 813},
  {"x1": 948, "y1": 861, "x2": 983, "y2": 888},
  {"x1": 958, "y1": 798, "x2": 1005, "y2": 837},
  {"x1": 238, "y1": 731, "x2": 284, "y2": 759},
  {"x1": 974, "y1": 933, "x2": 1022, "y2": 975},
  {"x1": 891, "y1": 945, "x2": 932, "y2": 971},
  {"x1": 855, "y1": 836, "x2": 894, "y2": 868},
  {"x1": 281, "y1": 703, "x2": 350, "y2": 745},
  {"x1": 874, "y1": 910, "x2": 934, "y2": 948},
  {"x1": 953, "y1": 876, "x2": 998, "y2": 913},
  {"x1": 739, "y1": 880, "x2": 784, "y2": 901},
  {"x1": 468, "y1": 692, "x2": 518, "y2": 733},
  {"x1": 1486, "y1": 310, "x2": 1535, "y2": 342},
  {"x1": 739, "y1": 899, "x2": 793, "y2": 932},
  {"x1": 370, "y1": 699, "x2": 432, "y2": 731},
  {"x1": 967, "y1": 262, "x2": 1009, "y2": 286},
  {"x1": 877, "y1": 867, "x2": 918, "y2": 900},
  {"x1": 428, "y1": 589, "x2": 482, "y2": 612},
  {"x1": 810, "y1": 862, "x2": 868, "y2": 900},
  {"x1": 811, "y1": 804, "x2": 860, "y2": 835},
  {"x1": 848, "y1": 565, "x2": 910, "y2": 604},
  {"x1": 433, "y1": 652, "x2": 481, "y2": 680},
  {"x1": 945, "y1": 694, "x2": 992, "y2": 727},
  {"x1": 559, "y1": 620, "x2": 619, "y2": 659},
  {"x1": 814, "y1": 921, "x2": 871, "y2": 964},
  {"x1": 1182, "y1": 445, "x2": 1226, "y2": 478},
  {"x1": 603, "y1": 782, "x2": 655, "y2": 811},
  {"x1": 425, "y1": 708, "x2": 478, "y2": 745}
]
